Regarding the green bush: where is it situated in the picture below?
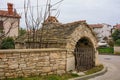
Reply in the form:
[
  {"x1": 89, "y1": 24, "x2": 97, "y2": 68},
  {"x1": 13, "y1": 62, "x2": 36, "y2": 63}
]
[
  {"x1": 115, "y1": 39, "x2": 120, "y2": 46},
  {"x1": 98, "y1": 47, "x2": 114, "y2": 54},
  {"x1": 112, "y1": 29, "x2": 120, "y2": 41},
  {"x1": 0, "y1": 37, "x2": 15, "y2": 49}
]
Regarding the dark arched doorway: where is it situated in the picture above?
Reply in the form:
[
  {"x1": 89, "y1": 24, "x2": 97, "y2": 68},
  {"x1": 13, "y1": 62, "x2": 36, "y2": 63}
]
[{"x1": 74, "y1": 37, "x2": 95, "y2": 71}]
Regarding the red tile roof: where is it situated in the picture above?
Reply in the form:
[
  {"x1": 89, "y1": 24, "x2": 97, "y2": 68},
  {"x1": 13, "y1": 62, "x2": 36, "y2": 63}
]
[
  {"x1": 45, "y1": 16, "x2": 59, "y2": 23},
  {"x1": 89, "y1": 24, "x2": 103, "y2": 28},
  {"x1": 114, "y1": 24, "x2": 120, "y2": 30},
  {"x1": 0, "y1": 10, "x2": 20, "y2": 18}
]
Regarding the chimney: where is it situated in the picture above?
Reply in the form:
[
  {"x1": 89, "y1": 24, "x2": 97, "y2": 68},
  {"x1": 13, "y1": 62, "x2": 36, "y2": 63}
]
[{"x1": 7, "y1": 3, "x2": 13, "y2": 15}]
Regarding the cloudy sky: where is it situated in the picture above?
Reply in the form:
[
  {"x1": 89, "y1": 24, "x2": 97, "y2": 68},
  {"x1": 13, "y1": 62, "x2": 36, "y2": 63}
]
[{"x1": 0, "y1": 0, "x2": 120, "y2": 27}]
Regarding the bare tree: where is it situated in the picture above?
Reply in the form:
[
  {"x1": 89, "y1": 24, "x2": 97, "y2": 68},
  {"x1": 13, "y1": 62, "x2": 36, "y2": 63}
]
[{"x1": 24, "y1": 0, "x2": 63, "y2": 48}]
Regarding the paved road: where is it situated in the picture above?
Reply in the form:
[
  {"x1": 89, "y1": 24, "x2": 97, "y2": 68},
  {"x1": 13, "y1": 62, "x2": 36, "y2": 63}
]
[{"x1": 89, "y1": 55, "x2": 120, "y2": 80}]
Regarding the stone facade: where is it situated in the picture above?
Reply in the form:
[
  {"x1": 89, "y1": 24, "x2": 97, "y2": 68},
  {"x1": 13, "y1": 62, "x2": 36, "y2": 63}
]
[
  {"x1": 0, "y1": 48, "x2": 70, "y2": 79},
  {"x1": 13, "y1": 20, "x2": 99, "y2": 79}
]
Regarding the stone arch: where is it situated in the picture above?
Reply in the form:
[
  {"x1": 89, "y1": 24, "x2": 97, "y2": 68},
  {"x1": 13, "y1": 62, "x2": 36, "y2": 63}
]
[
  {"x1": 66, "y1": 24, "x2": 98, "y2": 71},
  {"x1": 75, "y1": 36, "x2": 94, "y2": 48},
  {"x1": 66, "y1": 24, "x2": 97, "y2": 50}
]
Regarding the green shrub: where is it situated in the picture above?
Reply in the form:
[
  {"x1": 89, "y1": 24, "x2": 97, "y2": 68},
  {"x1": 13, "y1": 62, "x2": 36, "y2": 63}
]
[
  {"x1": 112, "y1": 29, "x2": 120, "y2": 41},
  {"x1": 0, "y1": 37, "x2": 15, "y2": 49},
  {"x1": 98, "y1": 47, "x2": 114, "y2": 54},
  {"x1": 115, "y1": 39, "x2": 120, "y2": 46}
]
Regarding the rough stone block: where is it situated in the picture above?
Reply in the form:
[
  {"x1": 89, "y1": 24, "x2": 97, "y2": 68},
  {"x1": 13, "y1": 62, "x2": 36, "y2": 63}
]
[
  {"x1": 19, "y1": 64, "x2": 26, "y2": 68},
  {"x1": 0, "y1": 72, "x2": 4, "y2": 77},
  {"x1": 2, "y1": 59, "x2": 8, "y2": 61},
  {"x1": 9, "y1": 64, "x2": 18, "y2": 69},
  {"x1": 57, "y1": 70, "x2": 65, "y2": 75},
  {"x1": 0, "y1": 54, "x2": 6, "y2": 58},
  {"x1": 37, "y1": 62, "x2": 44, "y2": 67},
  {"x1": 58, "y1": 65, "x2": 65, "y2": 70},
  {"x1": 50, "y1": 53, "x2": 60, "y2": 59},
  {"x1": 40, "y1": 53, "x2": 48, "y2": 56},
  {"x1": 0, "y1": 64, "x2": 8, "y2": 68},
  {"x1": 42, "y1": 67, "x2": 51, "y2": 73},
  {"x1": 66, "y1": 57, "x2": 75, "y2": 71}
]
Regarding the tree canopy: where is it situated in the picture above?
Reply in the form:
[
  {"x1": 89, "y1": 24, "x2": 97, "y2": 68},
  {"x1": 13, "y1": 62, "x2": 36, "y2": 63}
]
[{"x1": 112, "y1": 29, "x2": 120, "y2": 41}]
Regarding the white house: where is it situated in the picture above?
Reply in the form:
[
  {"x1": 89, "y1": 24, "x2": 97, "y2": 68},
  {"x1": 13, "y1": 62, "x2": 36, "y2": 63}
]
[
  {"x1": 89, "y1": 23, "x2": 112, "y2": 41},
  {"x1": 0, "y1": 3, "x2": 21, "y2": 38}
]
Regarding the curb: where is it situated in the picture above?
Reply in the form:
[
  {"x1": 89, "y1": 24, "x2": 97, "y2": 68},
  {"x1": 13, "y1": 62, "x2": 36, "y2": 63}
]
[{"x1": 69, "y1": 66, "x2": 107, "y2": 80}]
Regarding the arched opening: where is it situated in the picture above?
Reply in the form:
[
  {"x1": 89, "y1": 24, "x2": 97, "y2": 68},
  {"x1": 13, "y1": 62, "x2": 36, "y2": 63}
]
[{"x1": 74, "y1": 37, "x2": 95, "y2": 71}]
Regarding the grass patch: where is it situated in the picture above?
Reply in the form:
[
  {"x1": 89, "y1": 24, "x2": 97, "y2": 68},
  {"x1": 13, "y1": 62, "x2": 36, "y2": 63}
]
[
  {"x1": 6, "y1": 73, "x2": 79, "y2": 80},
  {"x1": 84, "y1": 65, "x2": 104, "y2": 75},
  {"x1": 98, "y1": 47, "x2": 114, "y2": 54}
]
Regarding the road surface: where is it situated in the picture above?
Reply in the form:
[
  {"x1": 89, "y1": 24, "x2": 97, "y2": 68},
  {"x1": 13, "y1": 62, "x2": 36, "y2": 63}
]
[{"x1": 89, "y1": 55, "x2": 120, "y2": 80}]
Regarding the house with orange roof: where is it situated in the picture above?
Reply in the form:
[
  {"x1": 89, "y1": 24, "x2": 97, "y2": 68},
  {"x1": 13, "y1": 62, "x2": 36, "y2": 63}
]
[
  {"x1": 0, "y1": 3, "x2": 21, "y2": 38},
  {"x1": 113, "y1": 24, "x2": 120, "y2": 30}
]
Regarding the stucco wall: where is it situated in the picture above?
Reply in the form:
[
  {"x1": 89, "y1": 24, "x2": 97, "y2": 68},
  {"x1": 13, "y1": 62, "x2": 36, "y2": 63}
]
[
  {"x1": 0, "y1": 17, "x2": 19, "y2": 37},
  {"x1": 93, "y1": 24, "x2": 112, "y2": 41},
  {"x1": 0, "y1": 48, "x2": 73, "y2": 79}
]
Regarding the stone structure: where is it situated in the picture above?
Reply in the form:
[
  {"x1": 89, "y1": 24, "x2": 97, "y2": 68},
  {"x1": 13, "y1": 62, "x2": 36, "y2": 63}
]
[
  {"x1": 0, "y1": 3, "x2": 20, "y2": 37},
  {"x1": 2, "y1": 19, "x2": 98, "y2": 79}
]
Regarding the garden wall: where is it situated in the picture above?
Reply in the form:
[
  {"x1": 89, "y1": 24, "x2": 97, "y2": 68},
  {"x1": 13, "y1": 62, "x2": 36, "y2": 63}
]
[
  {"x1": 114, "y1": 46, "x2": 120, "y2": 54},
  {"x1": 0, "y1": 48, "x2": 74, "y2": 79}
]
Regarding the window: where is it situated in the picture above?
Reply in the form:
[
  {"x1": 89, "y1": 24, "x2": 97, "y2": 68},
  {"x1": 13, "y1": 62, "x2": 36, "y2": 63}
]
[{"x1": 0, "y1": 21, "x2": 4, "y2": 33}]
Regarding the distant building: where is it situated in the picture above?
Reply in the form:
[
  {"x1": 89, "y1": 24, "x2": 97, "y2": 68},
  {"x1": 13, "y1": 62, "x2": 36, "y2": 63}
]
[
  {"x1": 113, "y1": 24, "x2": 120, "y2": 32},
  {"x1": 89, "y1": 23, "x2": 112, "y2": 41},
  {"x1": 113, "y1": 24, "x2": 120, "y2": 30},
  {"x1": 0, "y1": 3, "x2": 21, "y2": 37}
]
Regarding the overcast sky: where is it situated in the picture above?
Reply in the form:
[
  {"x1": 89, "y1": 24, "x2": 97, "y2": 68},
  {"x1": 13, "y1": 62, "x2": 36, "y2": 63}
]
[{"x1": 0, "y1": 0, "x2": 120, "y2": 27}]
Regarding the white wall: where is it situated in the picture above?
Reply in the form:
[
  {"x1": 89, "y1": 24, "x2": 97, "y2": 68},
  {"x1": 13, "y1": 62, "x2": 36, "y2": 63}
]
[{"x1": 93, "y1": 24, "x2": 112, "y2": 41}]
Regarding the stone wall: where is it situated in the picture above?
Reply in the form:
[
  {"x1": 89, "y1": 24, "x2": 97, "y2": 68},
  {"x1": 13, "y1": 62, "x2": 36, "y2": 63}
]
[
  {"x1": 0, "y1": 48, "x2": 73, "y2": 79},
  {"x1": 114, "y1": 46, "x2": 120, "y2": 54}
]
